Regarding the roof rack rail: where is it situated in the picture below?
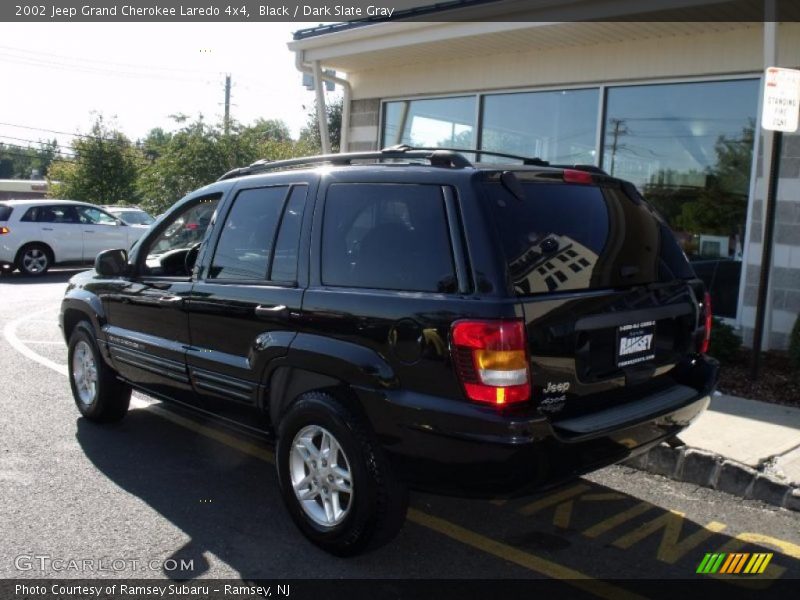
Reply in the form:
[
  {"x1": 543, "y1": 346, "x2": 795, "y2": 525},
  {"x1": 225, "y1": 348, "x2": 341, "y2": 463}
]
[
  {"x1": 390, "y1": 145, "x2": 549, "y2": 166},
  {"x1": 217, "y1": 147, "x2": 472, "y2": 181}
]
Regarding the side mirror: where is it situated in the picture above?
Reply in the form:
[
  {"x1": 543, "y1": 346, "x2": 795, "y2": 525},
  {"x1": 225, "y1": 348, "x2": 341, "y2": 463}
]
[{"x1": 95, "y1": 248, "x2": 128, "y2": 277}]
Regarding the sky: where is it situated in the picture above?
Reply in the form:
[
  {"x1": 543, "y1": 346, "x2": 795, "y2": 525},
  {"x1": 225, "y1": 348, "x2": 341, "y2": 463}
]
[{"x1": 0, "y1": 22, "x2": 338, "y2": 155}]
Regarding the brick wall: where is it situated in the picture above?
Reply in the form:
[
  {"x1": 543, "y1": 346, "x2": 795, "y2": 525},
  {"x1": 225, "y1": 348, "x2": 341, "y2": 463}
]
[
  {"x1": 741, "y1": 132, "x2": 800, "y2": 349},
  {"x1": 346, "y1": 98, "x2": 381, "y2": 152}
]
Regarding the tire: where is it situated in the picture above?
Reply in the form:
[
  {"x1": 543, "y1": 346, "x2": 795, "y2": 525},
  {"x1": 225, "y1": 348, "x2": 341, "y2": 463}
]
[
  {"x1": 16, "y1": 243, "x2": 52, "y2": 276},
  {"x1": 276, "y1": 391, "x2": 408, "y2": 556},
  {"x1": 68, "y1": 322, "x2": 131, "y2": 423}
]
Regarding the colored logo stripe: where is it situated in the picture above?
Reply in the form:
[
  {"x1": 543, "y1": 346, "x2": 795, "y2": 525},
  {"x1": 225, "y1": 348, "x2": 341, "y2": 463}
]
[{"x1": 696, "y1": 552, "x2": 773, "y2": 574}]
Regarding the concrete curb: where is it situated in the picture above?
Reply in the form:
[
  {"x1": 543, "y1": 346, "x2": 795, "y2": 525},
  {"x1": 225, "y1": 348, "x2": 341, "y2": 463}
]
[{"x1": 624, "y1": 444, "x2": 800, "y2": 511}]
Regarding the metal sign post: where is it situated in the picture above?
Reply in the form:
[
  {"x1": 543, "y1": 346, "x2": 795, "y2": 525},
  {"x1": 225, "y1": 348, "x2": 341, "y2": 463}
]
[{"x1": 751, "y1": 67, "x2": 800, "y2": 379}]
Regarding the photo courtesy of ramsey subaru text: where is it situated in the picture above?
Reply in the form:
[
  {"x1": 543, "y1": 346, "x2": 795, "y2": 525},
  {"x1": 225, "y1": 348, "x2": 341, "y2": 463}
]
[{"x1": 59, "y1": 146, "x2": 718, "y2": 555}]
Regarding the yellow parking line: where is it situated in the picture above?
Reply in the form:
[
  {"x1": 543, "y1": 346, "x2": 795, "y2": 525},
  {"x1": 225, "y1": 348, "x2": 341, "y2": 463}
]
[
  {"x1": 142, "y1": 404, "x2": 641, "y2": 599},
  {"x1": 408, "y1": 509, "x2": 645, "y2": 600},
  {"x1": 518, "y1": 483, "x2": 591, "y2": 515},
  {"x1": 583, "y1": 502, "x2": 653, "y2": 538}
]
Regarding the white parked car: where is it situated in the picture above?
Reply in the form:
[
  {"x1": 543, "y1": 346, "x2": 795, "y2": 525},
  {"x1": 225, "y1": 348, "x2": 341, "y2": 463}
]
[
  {"x1": 0, "y1": 199, "x2": 149, "y2": 276},
  {"x1": 102, "y1": 205, "x2": 155, "y2": 226}
]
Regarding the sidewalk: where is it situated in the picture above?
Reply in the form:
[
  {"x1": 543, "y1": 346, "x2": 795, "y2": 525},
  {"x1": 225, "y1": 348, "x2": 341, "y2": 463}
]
[{"x1": 626, "y1": 393, "x2": 800, "y2": 511}]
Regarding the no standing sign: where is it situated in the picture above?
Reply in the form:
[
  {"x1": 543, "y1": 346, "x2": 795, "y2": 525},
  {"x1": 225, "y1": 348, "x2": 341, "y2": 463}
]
[{"x1": 762, "y1": 67, "x2": 800, "y2": 132}]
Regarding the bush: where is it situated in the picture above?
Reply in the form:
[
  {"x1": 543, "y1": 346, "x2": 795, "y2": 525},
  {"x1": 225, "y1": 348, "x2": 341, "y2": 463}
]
[
  {"x1": 708, "y1": 317, "x2": 742, "y2": 363},
  {"x1": 790, "y1": 315, "x2": 800, "y2": 372}
]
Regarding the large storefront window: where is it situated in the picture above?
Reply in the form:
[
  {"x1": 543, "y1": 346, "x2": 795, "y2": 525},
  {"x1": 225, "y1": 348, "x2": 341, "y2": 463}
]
[
  {"x1": 382, "y1": 96, "x2": 476, "y2": 148},
  {"x1": 481, "y1": 88, "x2": 599, "y2": 164},
  {"x1": 602, "y1": 79, "x2": 759, "y2": 317}
]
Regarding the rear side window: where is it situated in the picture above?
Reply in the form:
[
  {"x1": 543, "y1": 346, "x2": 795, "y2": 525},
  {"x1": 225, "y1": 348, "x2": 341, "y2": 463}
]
[
  {"x1": 209, "y1": 186, "x2": 288, "y2": 280},
  {"x1": 21, "y1": 205, "x2": 80, "y2": 224},
  {"x1": 270, "y1": 186, "x2": 307, "y2": 283},
  {"x1": 485, "y1": 179, "x2": 666, "y2": 295},
  {"x1": 0, "y1": 205, "x2": 11, "y2": 221},
  {"x1": 321, "y1": 183, "x2": 456, "y2": 293}
]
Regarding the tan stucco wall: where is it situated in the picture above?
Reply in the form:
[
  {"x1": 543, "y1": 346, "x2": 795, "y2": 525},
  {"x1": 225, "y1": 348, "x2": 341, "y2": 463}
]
[{"x1": 347, "y1": 23, "x2": 800, "y2": 100}]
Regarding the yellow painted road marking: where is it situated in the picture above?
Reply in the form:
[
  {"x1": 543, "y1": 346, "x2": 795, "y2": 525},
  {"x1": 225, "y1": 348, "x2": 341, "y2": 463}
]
[
  {"x1": 518, "y1": 483, "x2": 591, "y2": 516},
  {"x1": 583, "y1": 502, "x2": 653, "y2": 538},
  {"x1": 612, "y1": 510, "x2": 727, "y2": 564},
  {"x1": 143, "y1": 404, "x2": 640, "y2": 598},
  {"x1": 407, "y1": 509, "x2": 646, "y2": 600}
]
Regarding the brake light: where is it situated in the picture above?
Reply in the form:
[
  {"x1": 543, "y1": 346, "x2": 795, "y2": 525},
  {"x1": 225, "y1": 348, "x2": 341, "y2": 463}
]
[
  {"x1": 0, "y1": 226, "x2": 9, "y2": 235},
  {"x1": 563, "y1": 169, "x2": 594, "y2": 184},
  {"x1": 700, "y1": 292, "x2": 712, "y2": 354},
  {"x1": 451, "y1": 320, "x2": 530, "y2": 406}
]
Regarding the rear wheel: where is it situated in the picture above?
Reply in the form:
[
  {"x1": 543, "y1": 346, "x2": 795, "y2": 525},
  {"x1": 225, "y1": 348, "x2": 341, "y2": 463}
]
[
  {"x1": 276, "y1": 391, "x2": 408, "y2": 556},
  {"x1": 68, "y1": 322, "x2": 131, "y2": 423},
  {"x1": 16, "y1": 243, "x2": 51, "y2": 276}
]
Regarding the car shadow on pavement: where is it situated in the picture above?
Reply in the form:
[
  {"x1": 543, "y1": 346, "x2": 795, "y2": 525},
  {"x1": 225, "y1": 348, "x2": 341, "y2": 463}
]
[
  {"x1": 0, "y1": 268, "x2": 86, "y2": 284},
  {"x1": 75, "y1": 405, "x2": 800, "y2": 587}
]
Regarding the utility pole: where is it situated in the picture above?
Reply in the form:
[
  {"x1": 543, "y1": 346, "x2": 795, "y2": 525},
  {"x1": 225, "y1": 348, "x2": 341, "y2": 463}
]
[
  {"x1": 224, "y1": 74, "x2": 231, "y2": 135},
  {"x1": 608, "y1": 118, "x2": 627, "y2": 177}
]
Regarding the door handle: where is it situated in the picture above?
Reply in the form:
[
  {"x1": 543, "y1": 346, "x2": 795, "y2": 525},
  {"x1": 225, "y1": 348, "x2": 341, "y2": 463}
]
[
  {"x1": 42, "y1": 227, "x2": 53, "y2": 231},
  {"x1": 84, "y1": 230, "x2": 94, "y2": 233},
  {"x1": 255, "y1": 304, "x2": 286, "y2": 316},
  {"x1": 158, "y1": 295, "x2": 183, "y2": 306}
]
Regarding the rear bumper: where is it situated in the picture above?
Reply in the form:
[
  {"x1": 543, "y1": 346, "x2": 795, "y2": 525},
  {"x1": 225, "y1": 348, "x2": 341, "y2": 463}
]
[{"x1": 360, "y1": 355, "x2": 718, "y2": 496}]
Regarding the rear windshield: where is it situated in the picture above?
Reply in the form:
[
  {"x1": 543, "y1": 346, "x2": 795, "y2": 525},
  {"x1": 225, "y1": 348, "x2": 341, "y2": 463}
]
[
  {"x1": 0, "y1": 205, "x2": 12, "y2": 221},
  {"x1": 484, "y1": 179, "x2": 693, "y2": 295}
]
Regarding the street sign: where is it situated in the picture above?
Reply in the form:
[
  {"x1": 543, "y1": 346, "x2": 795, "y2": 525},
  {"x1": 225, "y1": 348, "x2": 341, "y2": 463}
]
[{"x1": 762, "y1": 66, "x2": 800, "y2": 132}]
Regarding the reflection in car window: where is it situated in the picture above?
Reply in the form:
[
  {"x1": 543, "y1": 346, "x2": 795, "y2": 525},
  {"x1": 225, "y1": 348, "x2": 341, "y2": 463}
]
[
  {"x1": 22, "y1": 205, "x2": 80, "y2": 223},
  {"x1": 209, "y1": 186, "x2": 288, "y2": 280},
  {"x1": 143, "y1": 196, "x2": 220, "y2": 276},
  {"x1": 321, "y1": 183, "x2": 456, "y2": 293},
  {"x1": 79, "y1": 207, "x2": 118, "y2": 225}
]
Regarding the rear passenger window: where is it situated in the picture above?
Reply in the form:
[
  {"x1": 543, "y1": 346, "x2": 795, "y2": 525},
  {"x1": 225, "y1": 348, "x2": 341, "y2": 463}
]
[
  {"x1": 321, "y1": 183, "x2": 456, "y2": 293},
  {"x1": 209, "y1": 186, "x2": 287, "y2": 280},
  {"x1": 22, "y1": 205, "x2": 80, "y2": 223},
  {"x1": 270, "y1": 186, "x2": 307, "y2": 282},
  {"x1": 0, "y1": 205, "x2": 12, "y2": 221}
]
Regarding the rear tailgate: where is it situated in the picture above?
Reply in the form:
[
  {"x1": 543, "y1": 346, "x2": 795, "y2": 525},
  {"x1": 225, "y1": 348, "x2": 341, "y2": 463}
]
[{"x1": 483, "y1": 173, "x2": 705, "y2": 424}]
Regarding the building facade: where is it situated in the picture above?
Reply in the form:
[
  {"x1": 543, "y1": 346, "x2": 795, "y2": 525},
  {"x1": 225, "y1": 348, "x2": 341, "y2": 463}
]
[{"x1": 290, "y1": 17, "x2": 800, "y2": 349}]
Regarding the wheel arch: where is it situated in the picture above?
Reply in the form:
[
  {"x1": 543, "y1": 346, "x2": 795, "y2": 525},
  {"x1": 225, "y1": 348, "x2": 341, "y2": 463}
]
[
  {"x1": 263, "y1": 333, "x2": 398, "y2": 430},
  {"x1": 16, "y1": 241, "x2": 56, "y2": 266}
]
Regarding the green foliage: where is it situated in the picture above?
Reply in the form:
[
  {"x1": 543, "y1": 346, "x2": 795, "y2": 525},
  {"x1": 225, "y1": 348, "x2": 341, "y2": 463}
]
[
  {"x1": 0, "y1": 139, "x2": 60, "y2": 178},
  {"x1": 299, "y1": 97, "x2": 343, "y2": 152},
  {"x1": 789, "y1": 315, "x2": 800, "y2": 372},
  {"x1": 48, "y1": 116, "x2": 141, "y2": 204},
  {"x1": 674, "y1": 123, "x2": 754, "y2": 238},
  {"x1": 708, "y1": 317, "x2": 742, "y2": 364},
  {"x1": 137, "y1": 117, "x2": 316, "y2": 215}
]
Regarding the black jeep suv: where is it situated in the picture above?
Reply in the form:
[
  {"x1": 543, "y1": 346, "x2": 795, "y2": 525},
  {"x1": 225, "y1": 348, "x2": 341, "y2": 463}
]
[{"x1": 60, "y1": 146, "x2": 718, "y2": 555}]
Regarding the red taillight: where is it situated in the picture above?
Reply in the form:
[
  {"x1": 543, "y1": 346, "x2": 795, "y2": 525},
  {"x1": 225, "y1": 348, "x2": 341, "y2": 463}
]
[
  {"x1": 563, "y1": 169, "x2": 594, "y2": 184},
  {"x1": 0, "y1": 226, "x2": 9, "y2": 235},
  {"x1": 700, "y1": 292, "x2": 712, "y2": 354},
  {"x1": 451, "y1": 320, "x2": 530, "y2": 406}
]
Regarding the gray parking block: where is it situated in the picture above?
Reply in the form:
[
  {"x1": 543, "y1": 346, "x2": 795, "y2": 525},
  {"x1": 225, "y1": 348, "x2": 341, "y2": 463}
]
[
  {"x1": 645, "y1": 444, "x2": 684, "y2": 478},
  {"x1": 749, "y1": 473, "x2": 790, "y2": 506},
  {"x1": 681, "y1": 448, "x2": 721, "y2": 486},
  {"x1": 715, "y1": 460, "x2": 758, "y2": 497}
]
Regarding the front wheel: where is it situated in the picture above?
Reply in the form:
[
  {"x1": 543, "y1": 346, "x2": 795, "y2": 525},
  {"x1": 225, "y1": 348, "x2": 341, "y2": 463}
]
[
  {"x1": 68, "y1": 323, "x2": 131, "y2": 422},
  {"x1": 276, "y1": 392, "x2": 408, "y2": 556}
]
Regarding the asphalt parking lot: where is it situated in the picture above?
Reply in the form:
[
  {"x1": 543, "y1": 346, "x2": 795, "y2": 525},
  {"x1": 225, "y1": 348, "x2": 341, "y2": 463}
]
[{"x1": 1, "y1": 269, "x2": 799, "y2": 597}]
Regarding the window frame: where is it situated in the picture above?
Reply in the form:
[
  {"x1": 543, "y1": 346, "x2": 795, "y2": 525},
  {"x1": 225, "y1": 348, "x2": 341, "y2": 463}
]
[
  {"x1": 317, "y1": 182, "x2": 464, "y2": 295},
  {"x1": 203, "y1": 183, "x2": 309, "y2": 287},
  {"x1": 134, "y1": 193, "x2": 223, "y2": 282}
]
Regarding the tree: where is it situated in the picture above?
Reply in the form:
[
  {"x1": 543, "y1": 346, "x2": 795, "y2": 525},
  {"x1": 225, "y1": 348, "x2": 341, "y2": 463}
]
[
  {"x1": 137, "y1": 116, "x2": 319, "y2": 214},
  {"x1": 246, "y1": 119, "x2": 292, "y2": 143},
  {"x1": 299, "y1": 97, "x2": 343, "y2": 152},
  {"x1": 48, "y1": 117, "x2": 141, "y2": 204},
  {"x1": 0, "y1": 139, "x2": 59, "y2": 178},
  {"x1": 675, "y1": 123, "x2": 755, "y2": 238}
]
